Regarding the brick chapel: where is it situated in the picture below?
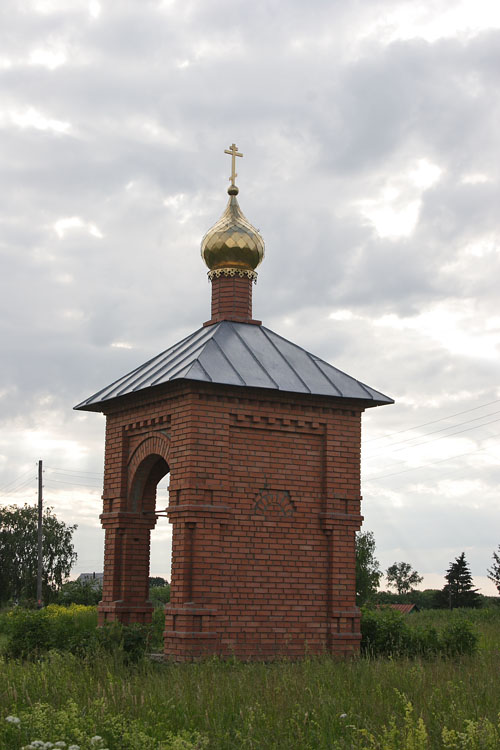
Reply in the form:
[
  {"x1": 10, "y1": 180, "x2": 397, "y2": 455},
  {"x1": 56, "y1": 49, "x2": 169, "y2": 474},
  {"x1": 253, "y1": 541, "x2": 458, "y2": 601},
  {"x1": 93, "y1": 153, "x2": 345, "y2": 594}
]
[{"x1": 75, "y1": 144, "x2": 393, "y2": 660}]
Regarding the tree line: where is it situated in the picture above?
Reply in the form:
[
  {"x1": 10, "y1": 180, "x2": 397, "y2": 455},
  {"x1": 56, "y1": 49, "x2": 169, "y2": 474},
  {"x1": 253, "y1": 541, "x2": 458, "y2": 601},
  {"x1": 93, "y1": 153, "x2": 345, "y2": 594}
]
[
  {"x1": 356, "y1": 530, "x2": 500, "y2": 608},
  {"x1": 1, "y1": 504, "x2": 499, "y2": 608}
]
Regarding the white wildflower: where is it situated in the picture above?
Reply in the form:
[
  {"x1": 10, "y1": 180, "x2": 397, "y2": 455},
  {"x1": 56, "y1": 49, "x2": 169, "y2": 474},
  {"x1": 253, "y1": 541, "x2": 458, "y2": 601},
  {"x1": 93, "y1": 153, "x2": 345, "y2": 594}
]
[
  {"x1": 68, "y1": 745, "x2": 80, "y2": 750},
  {"x1": 55, "y1": 743, "x2": 67, "y2": 748},
  {"x1": 31, "y1": 742, "x2": 45, "y2": 748},
  {"x1": 90, "y1": 738, "x2": 103, "y2": 745},
  {"x1": 6, "y1": 715, "x2": 21, "y2": 725},
  {"x1": 340, "y1": 713, "x2": 348, "y2": 719}
]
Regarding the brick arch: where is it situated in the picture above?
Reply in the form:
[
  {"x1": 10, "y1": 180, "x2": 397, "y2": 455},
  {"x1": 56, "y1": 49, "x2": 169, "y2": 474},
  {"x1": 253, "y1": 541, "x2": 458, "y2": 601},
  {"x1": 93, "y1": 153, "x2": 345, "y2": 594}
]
[{"x1": 127, "y1": 433, "x2": 171, "y2": 513}]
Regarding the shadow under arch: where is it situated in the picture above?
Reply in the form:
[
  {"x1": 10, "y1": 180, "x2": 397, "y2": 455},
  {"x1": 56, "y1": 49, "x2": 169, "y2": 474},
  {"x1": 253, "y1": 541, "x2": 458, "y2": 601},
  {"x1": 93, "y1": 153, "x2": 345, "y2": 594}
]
[
  {"x1": 129, "y1": 453, "x2": 169, "y2": 514},
  {"x1": 109, "y1": 452, "x2": 170, "y2": 624}
]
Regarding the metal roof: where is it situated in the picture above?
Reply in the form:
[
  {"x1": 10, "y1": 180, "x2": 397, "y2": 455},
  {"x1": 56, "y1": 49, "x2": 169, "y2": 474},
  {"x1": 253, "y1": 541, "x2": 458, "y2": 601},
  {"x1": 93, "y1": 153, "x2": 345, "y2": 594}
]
[{"x1": 74, "y1": 321, "x2": 394, "y2": 411}]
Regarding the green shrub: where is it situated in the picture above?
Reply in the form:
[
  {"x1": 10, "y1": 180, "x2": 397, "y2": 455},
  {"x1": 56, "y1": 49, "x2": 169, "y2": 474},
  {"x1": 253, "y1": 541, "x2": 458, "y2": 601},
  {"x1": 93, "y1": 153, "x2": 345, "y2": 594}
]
[
  {"x1": 92, "y1": 622, "x2": 150, "y2": 664},
  {"x1": 3, "y1": 606, "x2": 96, "y2": 659},
  {"x1": 57, "y1": 579, "x2": 103, "y2": 606},
  {"x1": 2, "y1": 605, "x2": 152, "y2": 664},
  {"x1": 151, "y1": 607, "x2": 166, "y2": 651},
  {"x1": 441, "y1": 618, "x2": 479, "y2": 656},
  {"x1": 361, "y1": 607, "x2": 413, "y2": 656},
  {"x1": 148, "y1": 584, "x2": 170, "y2": 606},
  {"x1": 3, "y1": 609, "x2": 52, "y2": 658},
  {"x1": 361, "y1": 607, "x2": 478, "y2": 658}
]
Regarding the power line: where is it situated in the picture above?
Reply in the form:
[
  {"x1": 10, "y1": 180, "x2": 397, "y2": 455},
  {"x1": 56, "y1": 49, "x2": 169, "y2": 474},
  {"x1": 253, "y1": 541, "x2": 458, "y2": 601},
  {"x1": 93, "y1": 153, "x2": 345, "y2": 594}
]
[
  {"x1": 45, "y1": 478, "x2": 102, "y2": 489},
  {"x1": 364, "y1": 432, "x2": 500, "y2": 482},
  {"x1": 363, "y1": 409, "x2": 500, "y2": 460},
  {"x1": 366, "y1": 457, "x2": 499, "y2": 491},
  {"x1": 0, "y1": 466, "x2": 36, "y2": 493},
  {"x1": 46, "y1": 466, "x2": 103, "y2": 476},
  {"x1": 363, "y1": 398, "x2": 500, "y2": 444},
  {"x1": 377, "y1": 416, "x2": 500, "y2": 454},
  {"x1": 0, "y1": 476, "x2": 37, "y2": 496},
  {"x1": 50, "y1": 472, "x2": 103, "y2": 483}
]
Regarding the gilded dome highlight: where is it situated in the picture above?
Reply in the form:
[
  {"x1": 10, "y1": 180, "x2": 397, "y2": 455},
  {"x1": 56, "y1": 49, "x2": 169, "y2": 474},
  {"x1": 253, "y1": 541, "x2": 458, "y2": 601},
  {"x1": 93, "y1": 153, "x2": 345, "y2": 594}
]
[
  {"x1": 201, "y1": 188, "x2": 265, "y2": 281},
  {"x1": 201, "y1": 143, "x2": 265, "y2": 281}
]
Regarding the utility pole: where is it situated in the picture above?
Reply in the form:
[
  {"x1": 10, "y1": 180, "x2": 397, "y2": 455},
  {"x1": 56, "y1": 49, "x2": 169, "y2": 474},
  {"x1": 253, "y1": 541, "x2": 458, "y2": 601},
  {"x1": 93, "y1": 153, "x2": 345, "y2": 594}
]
[{"x1": 37, "y1": 459, "x2": 43, "y2": 608}]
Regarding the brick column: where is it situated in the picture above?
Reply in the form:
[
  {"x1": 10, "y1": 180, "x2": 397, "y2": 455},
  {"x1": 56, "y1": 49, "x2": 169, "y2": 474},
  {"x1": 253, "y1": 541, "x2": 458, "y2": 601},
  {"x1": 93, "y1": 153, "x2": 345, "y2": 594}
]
[
  {"x1": 319, "y1": 421, "x2": 363, "y2": 654},
  {"x1": 98, "y1": 511, "x2": 157, "y2": 625},
  {"x1": 204, "y1": 275, "x2": 261, "y2": 326}
]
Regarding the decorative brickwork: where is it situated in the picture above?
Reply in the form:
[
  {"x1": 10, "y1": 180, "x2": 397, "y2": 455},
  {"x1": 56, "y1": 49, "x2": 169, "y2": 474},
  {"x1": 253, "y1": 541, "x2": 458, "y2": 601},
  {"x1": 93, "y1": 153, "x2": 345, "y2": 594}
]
[{"x1": 96, "y1": 381, "x2": 364, "y2": 659}]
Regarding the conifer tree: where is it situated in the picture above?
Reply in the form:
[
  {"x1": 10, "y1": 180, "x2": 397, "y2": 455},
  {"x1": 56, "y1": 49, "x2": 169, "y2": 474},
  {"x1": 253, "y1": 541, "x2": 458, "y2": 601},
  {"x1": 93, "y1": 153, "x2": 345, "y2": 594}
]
[
  {"x1": 487, "y1": 545, "x2": 500, "y2": 595},
  {"x1": 439, "y1": 552, "x2": 481, "y2": 609}
]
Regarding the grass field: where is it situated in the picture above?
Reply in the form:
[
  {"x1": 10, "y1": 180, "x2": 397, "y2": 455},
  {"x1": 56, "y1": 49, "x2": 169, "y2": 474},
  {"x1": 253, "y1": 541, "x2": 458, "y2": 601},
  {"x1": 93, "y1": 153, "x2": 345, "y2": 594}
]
[{"x1": 1, "y1": 607, "x2": 499, "y2": 749}]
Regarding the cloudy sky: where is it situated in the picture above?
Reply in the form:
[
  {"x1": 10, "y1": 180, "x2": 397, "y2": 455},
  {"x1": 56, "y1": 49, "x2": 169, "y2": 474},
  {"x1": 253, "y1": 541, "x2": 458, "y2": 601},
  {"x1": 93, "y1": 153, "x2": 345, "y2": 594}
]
[{"x1": 1, "y1": 0, "x2": 499, "y2": 594}]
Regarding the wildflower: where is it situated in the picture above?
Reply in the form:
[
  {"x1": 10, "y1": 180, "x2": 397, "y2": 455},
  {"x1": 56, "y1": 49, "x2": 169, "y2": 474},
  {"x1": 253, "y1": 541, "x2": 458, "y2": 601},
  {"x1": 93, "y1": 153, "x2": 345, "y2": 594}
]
[
  {"x1": 340, "y1": 713, "x2": 348, "y2": 719},
  {"x1": 6, "y1": 715, "x2": 21, "y2": 725},
  {"x1": 90, "y1": 738, "x2": 103, "y2": 745},
  {"x1": 68, "y1": 745, "x2": 80, "y2": 750},
  {"x1": 54, "y1": 743, "x2": 67, "y2": 748}
]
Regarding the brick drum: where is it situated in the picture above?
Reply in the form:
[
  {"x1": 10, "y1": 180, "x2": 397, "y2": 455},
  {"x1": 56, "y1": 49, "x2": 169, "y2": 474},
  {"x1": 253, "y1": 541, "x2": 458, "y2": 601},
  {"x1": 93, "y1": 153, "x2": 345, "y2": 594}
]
[{"x1": 94, "y1": 274, "x2": 368, "y2": 661}]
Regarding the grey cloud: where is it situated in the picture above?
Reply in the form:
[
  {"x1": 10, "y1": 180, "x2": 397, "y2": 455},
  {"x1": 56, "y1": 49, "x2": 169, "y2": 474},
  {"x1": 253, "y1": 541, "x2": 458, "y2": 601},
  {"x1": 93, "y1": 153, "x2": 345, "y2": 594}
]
[{"x1": 1, "y1": 0, "x2": 499, "y2": 589}]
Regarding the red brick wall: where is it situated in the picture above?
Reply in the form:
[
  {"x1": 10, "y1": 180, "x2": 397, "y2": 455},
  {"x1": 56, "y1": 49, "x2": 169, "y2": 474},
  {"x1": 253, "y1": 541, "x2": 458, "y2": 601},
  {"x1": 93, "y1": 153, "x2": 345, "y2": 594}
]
[
  {"x1": 205, "y1": 275, "x2": 260, "y2": 325},
  {"x1": 97, "y1": 381, "x2": 364, "y2": 659}
]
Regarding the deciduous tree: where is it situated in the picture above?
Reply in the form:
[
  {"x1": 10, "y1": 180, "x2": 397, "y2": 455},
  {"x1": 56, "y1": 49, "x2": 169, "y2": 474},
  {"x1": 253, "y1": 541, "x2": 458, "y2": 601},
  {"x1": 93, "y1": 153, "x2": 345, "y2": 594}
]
[
  {"x1": 356, "y1": 530, "x2": 382, "y2": 606},
  {"x1": 0, "y1": 504, "x2": 77, "y2": 604},
  {"x1": 386, "y1": 561, "x2": 423, "y2": 595},
  {"x1": 58, "y1": 578, "x2": 102, "y2": 605}
]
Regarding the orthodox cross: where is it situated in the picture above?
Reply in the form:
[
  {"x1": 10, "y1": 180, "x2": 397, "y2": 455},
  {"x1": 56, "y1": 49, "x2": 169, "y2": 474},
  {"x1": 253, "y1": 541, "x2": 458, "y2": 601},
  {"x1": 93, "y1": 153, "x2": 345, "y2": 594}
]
[{"x1": 224, "y1": 143, "x2": 243, "y2": 187}]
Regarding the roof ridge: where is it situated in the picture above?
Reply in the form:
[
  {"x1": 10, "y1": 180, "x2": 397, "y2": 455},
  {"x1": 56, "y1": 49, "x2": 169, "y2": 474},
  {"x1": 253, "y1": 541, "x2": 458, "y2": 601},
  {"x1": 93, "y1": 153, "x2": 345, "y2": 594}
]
[
  {"x1": 262, "y1": 325, "x2": 345, "y2": 397},
  {"x1": 116, "y1": 327, "x2": 217, "y2": 396},
  {"x1": 207, "y1": 336, "x2": 246, "y2": 385},
  {"x1": 228, "y1": 322, "x2": 280, "y2": 389},
  {"x1": 311, "y1": 354, "x2": 386, "y2": 401},
  {"x1": 259, "y1": 326, "x2": 312, "y2": 393}
]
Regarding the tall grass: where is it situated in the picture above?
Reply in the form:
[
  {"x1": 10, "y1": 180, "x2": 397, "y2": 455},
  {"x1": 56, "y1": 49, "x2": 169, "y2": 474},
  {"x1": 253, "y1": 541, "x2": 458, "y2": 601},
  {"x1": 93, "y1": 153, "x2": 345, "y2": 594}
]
[{"x1": 1, "y1": 608, "x2": 500, "y2": 749}]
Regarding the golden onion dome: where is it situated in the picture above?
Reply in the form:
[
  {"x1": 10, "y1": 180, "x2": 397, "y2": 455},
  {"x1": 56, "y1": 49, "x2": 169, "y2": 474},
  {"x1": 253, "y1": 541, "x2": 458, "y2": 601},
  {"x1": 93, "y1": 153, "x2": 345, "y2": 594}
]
[{"x1": 201, "y1": 184, "x2": 265, "y2": 282}]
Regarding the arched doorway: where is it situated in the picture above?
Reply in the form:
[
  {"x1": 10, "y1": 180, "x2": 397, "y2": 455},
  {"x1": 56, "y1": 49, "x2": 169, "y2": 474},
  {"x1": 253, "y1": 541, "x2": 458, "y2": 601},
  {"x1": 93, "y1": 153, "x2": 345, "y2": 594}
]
[
  {"x1": 99, "y1": 431, "x2": 174, "y2": 627},
  {"x1": 149, "y1": 470, "x2": 172, "y2": 597},
  {"x1": 123, "y1": 453, "x2": 169, "y2": 623}
]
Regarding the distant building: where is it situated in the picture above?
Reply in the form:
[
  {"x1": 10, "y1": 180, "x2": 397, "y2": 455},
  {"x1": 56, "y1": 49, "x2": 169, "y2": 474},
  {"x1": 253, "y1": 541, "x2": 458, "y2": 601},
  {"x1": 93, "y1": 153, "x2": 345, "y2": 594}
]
[
  {"x1": 376, "y1": 603, "x2": 419, "y2": 614},
  {"x1": 77, "y1": 572, "x2": 103, "y2": 589}
]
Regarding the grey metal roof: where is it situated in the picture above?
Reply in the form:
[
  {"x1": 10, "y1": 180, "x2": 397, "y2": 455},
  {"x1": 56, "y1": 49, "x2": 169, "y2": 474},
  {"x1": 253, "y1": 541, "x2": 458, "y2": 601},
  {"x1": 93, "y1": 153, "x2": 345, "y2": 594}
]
[{"x1": 74, "y1": 321, "x2": 393, "y2": 411}]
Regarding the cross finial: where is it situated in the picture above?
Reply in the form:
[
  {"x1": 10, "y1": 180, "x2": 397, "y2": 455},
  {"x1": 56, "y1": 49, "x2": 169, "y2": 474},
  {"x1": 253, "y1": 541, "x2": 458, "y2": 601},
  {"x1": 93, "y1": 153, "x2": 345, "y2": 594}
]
[{"x1": 224, "y1": 143, "x2": 243, "y2": 187}]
